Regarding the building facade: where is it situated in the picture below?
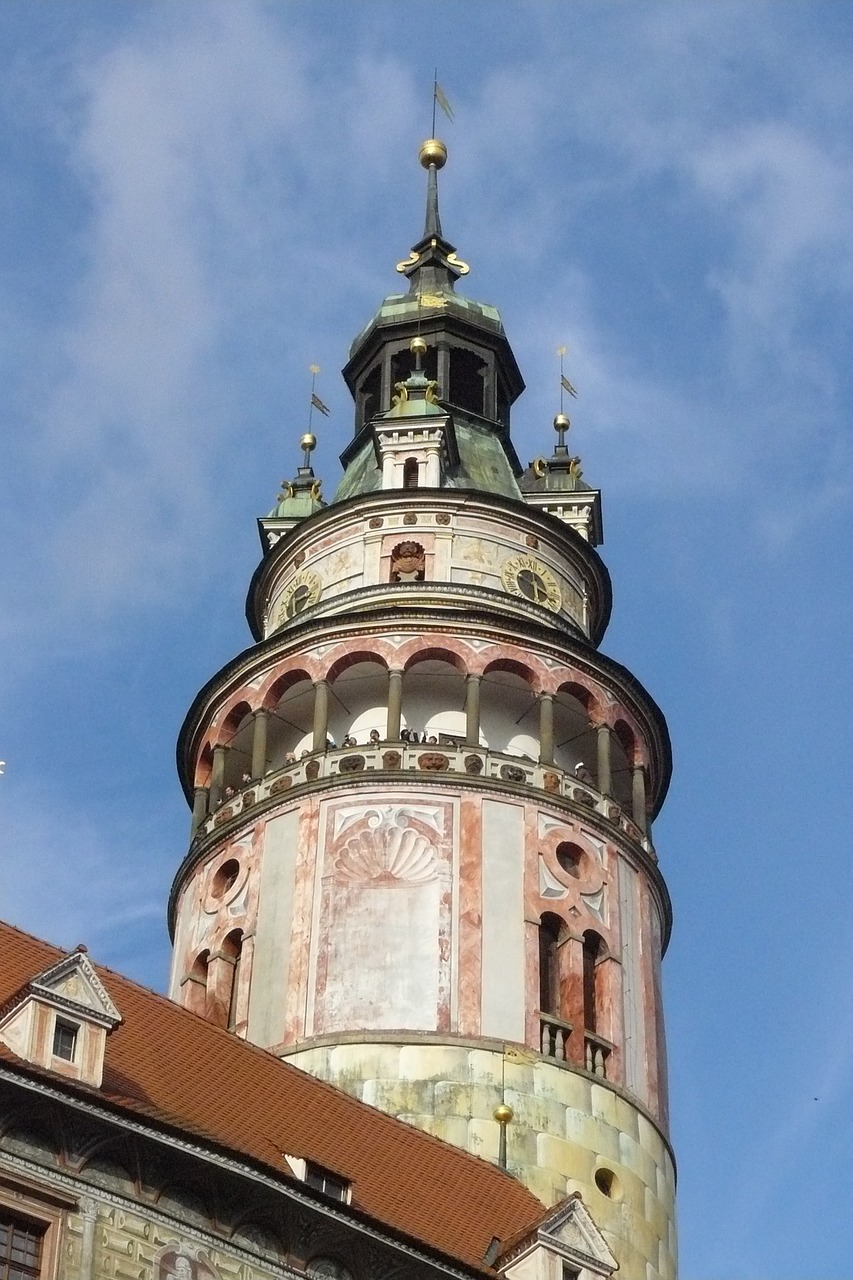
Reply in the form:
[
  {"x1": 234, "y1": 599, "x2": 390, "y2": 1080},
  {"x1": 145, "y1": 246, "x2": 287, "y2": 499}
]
[{"x1": 166, "y1": 141, "x2": 677, "y2": 1280}]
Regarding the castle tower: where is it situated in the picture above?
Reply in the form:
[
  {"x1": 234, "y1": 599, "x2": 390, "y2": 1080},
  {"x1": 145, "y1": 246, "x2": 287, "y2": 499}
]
[{"x1": 168, "y1": 142, "x2": 676, "y2": 1280}]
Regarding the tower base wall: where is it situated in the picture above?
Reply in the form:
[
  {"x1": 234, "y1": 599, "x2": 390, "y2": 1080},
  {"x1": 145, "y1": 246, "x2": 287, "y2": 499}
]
[{"x1": 280, "y1": 1037, "x2": 676, "y2": 1280}]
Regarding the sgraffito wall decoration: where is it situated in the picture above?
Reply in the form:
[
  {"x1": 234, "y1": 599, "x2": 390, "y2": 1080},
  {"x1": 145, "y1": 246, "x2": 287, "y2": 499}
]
[{"x1": 309, "y1": 799, "x2": 455, "y2": 1034}]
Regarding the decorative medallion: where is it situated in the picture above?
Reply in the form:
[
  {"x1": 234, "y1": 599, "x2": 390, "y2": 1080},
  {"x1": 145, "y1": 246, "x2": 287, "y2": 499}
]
[
  {"x1": 390, "y1": 542, "x2": 425, "y2": 582},
  {"x1": 276, "y1": 569, "x2": 322, "y2": 624},
  {"x1": 501, "y1": 554, "x2": 562, "y2": 612}
]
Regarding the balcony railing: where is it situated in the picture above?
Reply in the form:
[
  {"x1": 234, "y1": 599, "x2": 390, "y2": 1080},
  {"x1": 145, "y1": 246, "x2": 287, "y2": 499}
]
[
  {"x1": 540, "y1": 1014, "x2": 573, "y2": 1061},
  {"x1": 539, "y1": 1016, "x2": 613, "y2": 1080},
  {"x1": 584, "y1": 1031, "x2": 612, "y2": 1078},
  {"x1": 197, "y1": 743, "x2": 651, "y2": 854}
]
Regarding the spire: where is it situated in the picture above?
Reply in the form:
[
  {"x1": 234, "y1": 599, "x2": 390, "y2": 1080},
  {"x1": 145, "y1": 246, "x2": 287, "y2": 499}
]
[
  {"x1": 423, "y1": 153, "x2": 443, "y2": 239},
  {"x1": 395, "y1": 139, "x2": 469, "y2": 295}
]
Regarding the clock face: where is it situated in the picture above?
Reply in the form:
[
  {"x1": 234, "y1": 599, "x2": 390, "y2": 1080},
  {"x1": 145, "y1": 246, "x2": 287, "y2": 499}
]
[
  {"x1": 276, "y1": 569, "x2": 322, "y2": 625},
  {"x1": 501, "y1": 553, "x2": 562, "y2": 612}
]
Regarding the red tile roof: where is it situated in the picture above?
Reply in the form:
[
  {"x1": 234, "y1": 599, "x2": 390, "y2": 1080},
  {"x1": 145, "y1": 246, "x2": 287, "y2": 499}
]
[{"x1": 0, "y1": 922, "x2": 543, "y2": 1270}]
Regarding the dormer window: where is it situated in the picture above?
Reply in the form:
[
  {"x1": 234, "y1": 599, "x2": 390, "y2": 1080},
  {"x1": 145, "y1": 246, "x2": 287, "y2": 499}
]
[
  {"x1": 52, "y1": 1019, "x2": 78, "y2": 1062},
  {"x1": 0, "y1": 948, "x2": 121, "y2": 1089},
  {"x1": 304, "y1": 1162, "x2": 350, "y2": 1203},
  {"x1": 402, "y1": 458, "x2": 419, "y2": 489}
]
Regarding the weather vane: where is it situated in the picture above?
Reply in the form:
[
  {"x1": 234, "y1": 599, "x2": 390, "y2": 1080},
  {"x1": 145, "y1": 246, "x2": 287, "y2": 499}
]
[
  {"x1": 557, "y1": 345, "x2": 578, "y2": 412},
  {"x1": 432, "y1": 71, "x2": 454, "y2": 135},
  {"x1": 307, "y1": 363, "x2": 330, "y2": 431}
]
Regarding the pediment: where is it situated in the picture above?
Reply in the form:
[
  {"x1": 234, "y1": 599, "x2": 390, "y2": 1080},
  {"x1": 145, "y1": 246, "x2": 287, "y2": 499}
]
[
  {"x1": 28, "y1": 951, "x2": 121, "y2": 1028},
  {"x1": 499, "y1": 1194, "x2": 617, "y2": 1277},
  {"x1": 536, "y1": 1195, "x2": 617, "y2": 1273}
]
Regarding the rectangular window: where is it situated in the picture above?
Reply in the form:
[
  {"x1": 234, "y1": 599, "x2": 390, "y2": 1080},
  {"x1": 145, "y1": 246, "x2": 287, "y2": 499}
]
[
  {"x1": 304, "y1": 1163, "x2": 350, "y2": 1203},
  {"x1": 561, "y1": 1266, "x2": 580, "y2": 1280},
  {"x1": 51, "y1": 1020, "x2": 77, "y2": 1062},
  {"x1": 0, "y1": 1210, "x2": 44, "y2": 1279}
]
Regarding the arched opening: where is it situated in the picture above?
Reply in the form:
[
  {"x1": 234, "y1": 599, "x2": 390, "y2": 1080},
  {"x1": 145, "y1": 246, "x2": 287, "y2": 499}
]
[
  {"x1": 611, "y1": 719, "x2": 636, "y2": 810},
  {"x1": 221, "y1": 705, "x2": 254, "y2": 796},
  {"x1": 554, "y1": 683, "x2": 597, "y2": 780},
  {"x1": 402, "y1": 457, "x2": 419, "y2": 490},
  {"x1": 480, "y1": 666, "x2": 537, "y2": 757},
  {"x1": 222, "y1": 930, "x2": 243, "y2": 1032},
  {"x1": 449, "y1": 346, "x2": 487, "y2": 416},
  {"x1": 195, "y1": 743, "x2": 214, "y2": 789},
  {"x1": 266, "y1": 673, "x2": 314, "y2": 768},
  {"x1": 211, "y1": 858, "x2": 240, "y2": 899},
  {"x1": 402, "y1": 655, "x2": 466, "y2": 744},
  {"x1": 390, "y1": 345, "x2": 437, "y2": 400},
  {"x1": 538, "y1": 913, "x2": 564, "y2": 1016},
  {"x1": 556, "y1": 841, "x2": 585, "y2": 879},
  {"x1": 582, "y1": 931, "x2": 604, "y2": 1032},
  {"x1": 358, "y1": 363, "x2": 381, "y2": 428},
  {"x1": 328, "y1": 658, "x2": 389, "y2": 746}
]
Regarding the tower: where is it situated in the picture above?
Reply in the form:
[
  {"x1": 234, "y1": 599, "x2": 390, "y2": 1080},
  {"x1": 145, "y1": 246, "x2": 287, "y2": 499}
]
[{"x1": 168, "y1": 142, "x2": 676, "y2": 1280}]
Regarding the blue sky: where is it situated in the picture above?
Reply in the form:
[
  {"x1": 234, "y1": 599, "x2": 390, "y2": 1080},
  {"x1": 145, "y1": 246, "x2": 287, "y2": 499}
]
[{"x1": 1, "y1": 3, "x2": 852, "y2": 1276}]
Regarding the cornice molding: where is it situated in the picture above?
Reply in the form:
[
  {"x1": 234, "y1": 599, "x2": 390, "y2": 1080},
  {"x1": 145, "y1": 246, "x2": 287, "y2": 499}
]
[
  {"x1": 0, "y1": 1067, "x2": 492, "y2": 1280},
  {"x1": 246, "y1": 487, "x2": 612, "y2": 645}
]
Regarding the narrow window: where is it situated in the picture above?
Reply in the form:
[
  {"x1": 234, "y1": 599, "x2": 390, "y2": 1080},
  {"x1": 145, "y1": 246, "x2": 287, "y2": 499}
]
[
  {"x1": 538, "y1": 913, "x2": 562, "y2": 1016},
  {"x1": 583, "y1": 931, "x2": 602, "y2": 1032},
  {"x1": 224, "y1": 930, "x2": 243, "y2": 1032},
  {"x1": 52, "y1": 1019, "x2": 78, "y2": 1062},
  {"x1": 0, "y1": 1210, "x2": 44, "y2": 1279},
  {"x1": 402, "y1": 457, "x2": 419, "y2": 489}
]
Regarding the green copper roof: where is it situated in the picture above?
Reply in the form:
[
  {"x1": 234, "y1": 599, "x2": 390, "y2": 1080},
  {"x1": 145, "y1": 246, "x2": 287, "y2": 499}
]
[
  {"x1": 349, "y1": 288, "x2": 505, "y2": 359},
  {"x1": 332, "y1": 412, "x2": 522, "y2": 504}
]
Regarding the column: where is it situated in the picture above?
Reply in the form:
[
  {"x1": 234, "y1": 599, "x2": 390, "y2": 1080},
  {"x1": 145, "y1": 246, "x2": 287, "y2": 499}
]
[
  {"x1": 437, "y1": 340, "x2": 450, "y2": 400},
  {"x1": 312, "y1": 678, "x2": 329, "y2": 753},
  {"x1": 79, "y1": 1197, "x2": 98, "y2": 1280},
  {"x1": 386, "y1": 668, "x2": 403, "y2": 740},
  {"x1": 596, "y1": 723, "x2": 612, "y2": 796},
  {"x1": 538, "y1": 693, "x2": 554, "y2": 765},
  {"x1": 209, "y1": 745, "x2": 227, "y2": 809},
  {"x1": 190, "y1": 786, "x2": 209, "y2": 837},
  {"x1": 251, "y1": 707, "x2": 270, "y2": 780},
  {"x1": 425, "y1": 444, "x2": 441, "y2": 487},
  {"x1": 465, "y1": 674, "x2": 481, "y2": 747},
  {"x1": 632, "y1": 763, "x2": 647, "y2": 833},
  {"x1": 561, "y1": 933, "x2": 586, "y2": 1067}
]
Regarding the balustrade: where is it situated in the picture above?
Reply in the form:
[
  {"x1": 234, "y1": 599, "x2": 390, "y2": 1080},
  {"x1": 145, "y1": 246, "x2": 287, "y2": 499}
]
[
  {"x1": 584, "y1": 1031, "x2": 612, "y2": 1078},
  {"x1": 192, "y1": 741, "x2": 653, "y2": 856},
  {"x1": 540, "y1": 1014, "x2": 573, "y2": 1061}
]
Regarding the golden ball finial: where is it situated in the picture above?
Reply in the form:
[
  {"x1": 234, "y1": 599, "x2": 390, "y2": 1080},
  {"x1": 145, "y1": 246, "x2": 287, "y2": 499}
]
[
  {"x1": 410, "y1": 336, "x2": 428, "y2": 357},
  {"x1": 554, "y1": 413, "x2": 570, "y2": 434},
  {"x1": 493, "y1": 1103, "x2": 514, "y2": 1125},
  {"x1": 300, "y1": 432, "x2": 317, "y2": 453},
  {"x1": 419, "y1": 138, "x2": 447, "y2": 170}
]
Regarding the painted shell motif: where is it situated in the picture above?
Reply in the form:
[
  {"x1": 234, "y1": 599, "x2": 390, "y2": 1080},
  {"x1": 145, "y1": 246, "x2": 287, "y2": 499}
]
[{"x1": 334, "y1": 816, "x2": 438, "y2": 884}]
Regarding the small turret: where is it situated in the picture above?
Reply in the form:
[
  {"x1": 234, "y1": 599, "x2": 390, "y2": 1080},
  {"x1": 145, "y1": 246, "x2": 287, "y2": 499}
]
[{"x1": 259, "y1": 429, "x2": 325, "y2": 551}]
